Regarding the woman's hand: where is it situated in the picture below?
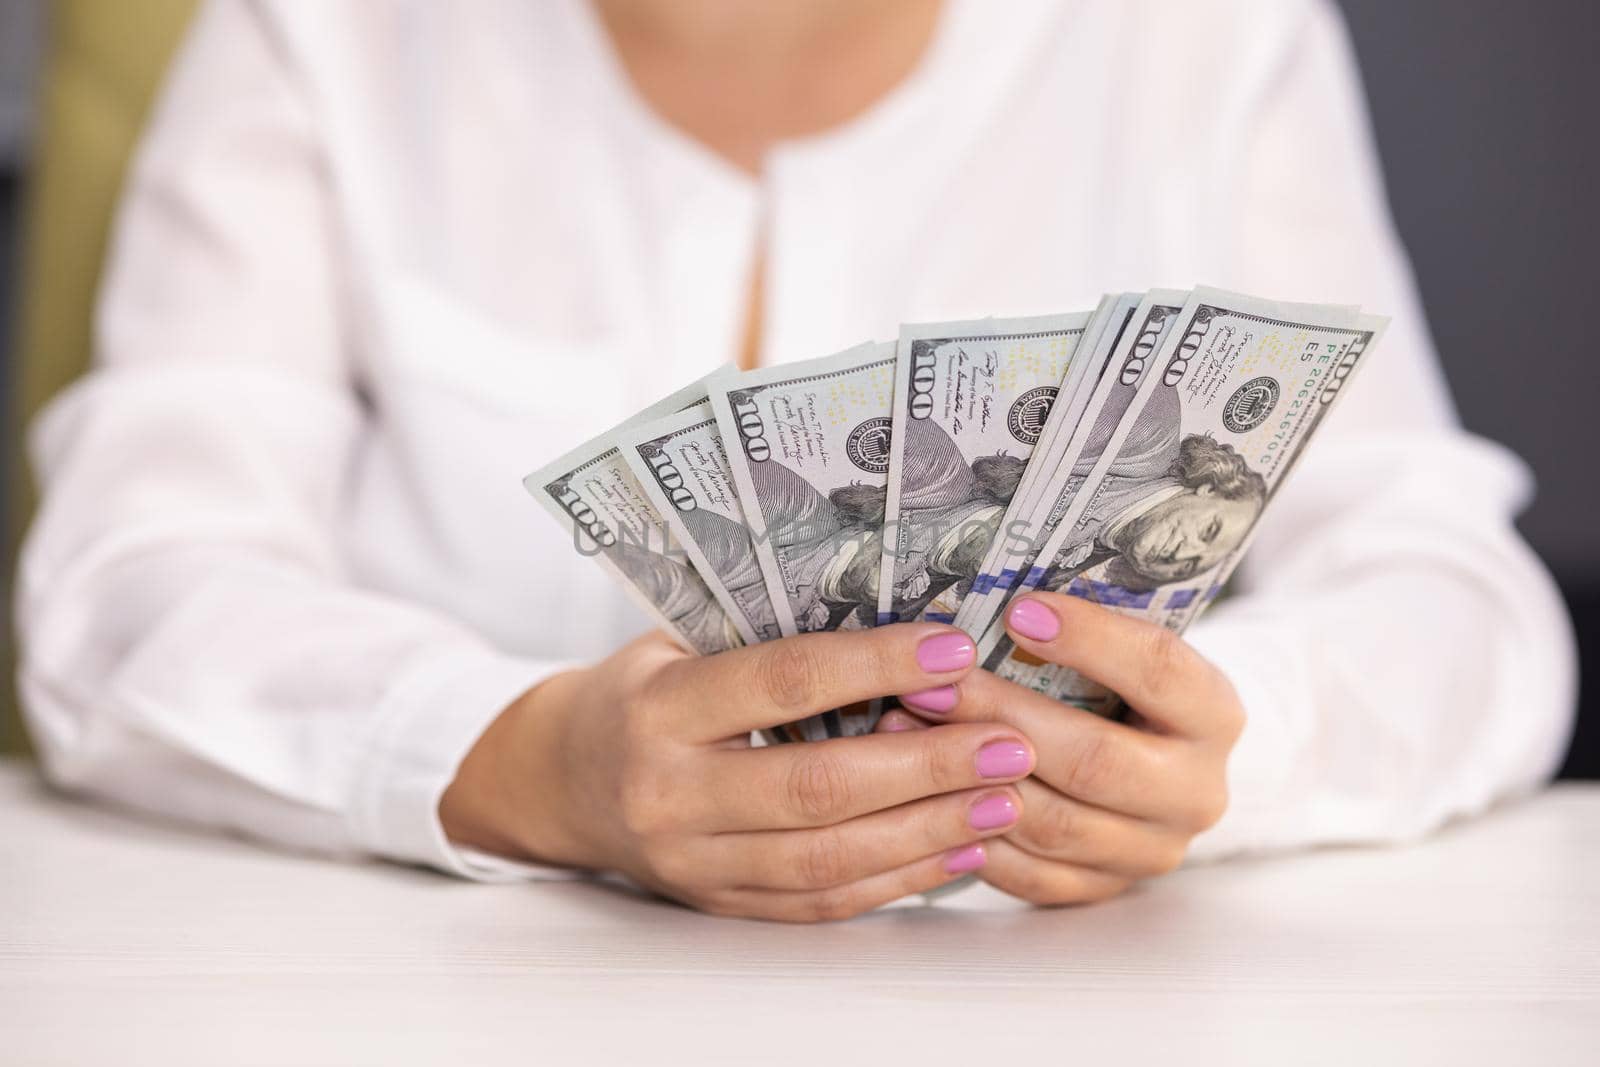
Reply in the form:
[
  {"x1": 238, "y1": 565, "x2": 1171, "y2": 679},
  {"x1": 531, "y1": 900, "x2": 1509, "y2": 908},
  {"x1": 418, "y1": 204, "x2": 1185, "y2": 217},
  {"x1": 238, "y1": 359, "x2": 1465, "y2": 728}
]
[
  {"x1": 441, "y1": 624, "x2": 1037, "y2": 922},
  {"x1": 885, "y1": 592, "x2": 1244, "y2": 905}
]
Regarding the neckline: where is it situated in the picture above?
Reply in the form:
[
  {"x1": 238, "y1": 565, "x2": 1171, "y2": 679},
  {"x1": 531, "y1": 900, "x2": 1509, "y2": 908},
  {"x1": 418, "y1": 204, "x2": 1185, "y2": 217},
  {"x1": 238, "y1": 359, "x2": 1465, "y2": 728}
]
[{"x1": 565, "y1": 0, "x2": 969, "y2": 188}]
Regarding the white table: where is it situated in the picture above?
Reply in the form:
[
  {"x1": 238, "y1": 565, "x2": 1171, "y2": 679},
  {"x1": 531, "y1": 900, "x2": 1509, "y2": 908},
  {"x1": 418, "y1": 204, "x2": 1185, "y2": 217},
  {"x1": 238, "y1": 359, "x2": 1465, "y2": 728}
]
[{"x1": 2, "y1": 762, "x2": 1596, "y2": 1065}]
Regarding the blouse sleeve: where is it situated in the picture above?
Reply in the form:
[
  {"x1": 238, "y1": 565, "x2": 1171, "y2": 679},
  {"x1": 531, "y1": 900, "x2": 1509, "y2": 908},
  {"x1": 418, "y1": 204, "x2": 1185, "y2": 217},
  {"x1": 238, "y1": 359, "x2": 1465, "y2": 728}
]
[
  {"x1": 1185, "y1": 0, "x2": 1576, "y2": 858},
  {"x1": 16, "y1": 0, "x2": 566, "y2": 881}
]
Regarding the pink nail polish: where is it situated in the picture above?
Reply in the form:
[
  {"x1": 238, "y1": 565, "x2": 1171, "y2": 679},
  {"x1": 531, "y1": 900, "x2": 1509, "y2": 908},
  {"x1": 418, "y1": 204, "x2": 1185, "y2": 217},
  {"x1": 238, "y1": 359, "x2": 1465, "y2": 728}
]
[
  {"x1": 943, "y1": 843, "x2": 987, "y2": 874},
  {"x1": 916, "y1": 632, "x2": 975, "y2": 673},
  {"x1": 975, "y1": 740, "x2": 1031, "y2": 780},
  {"x1": 1007, "y1": 598, "x2": 1060, "y2": 642},
  {"x1": 899, "y1": 685, "x2": 958, "y2": 715},
  {"x1": 878, "y1": 712, "x2": 914, "y2": 733},
  {"x1": 968, "y1": 793, "x2": 1019, "y2": 831}
]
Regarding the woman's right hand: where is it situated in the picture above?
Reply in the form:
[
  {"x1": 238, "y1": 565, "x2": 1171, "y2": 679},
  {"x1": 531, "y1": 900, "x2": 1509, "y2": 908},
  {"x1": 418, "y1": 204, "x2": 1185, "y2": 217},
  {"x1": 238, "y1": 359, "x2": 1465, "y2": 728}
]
[{"x1": 441, "y1": 624, "x2": 1035, "y2": 922}]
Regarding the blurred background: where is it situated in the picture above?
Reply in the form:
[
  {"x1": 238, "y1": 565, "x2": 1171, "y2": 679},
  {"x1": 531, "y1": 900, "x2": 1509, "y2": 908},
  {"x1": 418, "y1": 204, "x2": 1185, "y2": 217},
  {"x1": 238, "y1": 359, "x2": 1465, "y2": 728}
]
[{"x1": 1, "y1": 1, "x2": 1595, "y2": 771}]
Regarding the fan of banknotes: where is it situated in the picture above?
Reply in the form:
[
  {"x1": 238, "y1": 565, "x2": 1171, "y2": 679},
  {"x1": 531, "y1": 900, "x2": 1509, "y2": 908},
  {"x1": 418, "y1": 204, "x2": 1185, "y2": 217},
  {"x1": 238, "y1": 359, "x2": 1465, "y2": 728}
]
[{"x1": 527, "y1": 287, "x2": 1387, "y2": 743}]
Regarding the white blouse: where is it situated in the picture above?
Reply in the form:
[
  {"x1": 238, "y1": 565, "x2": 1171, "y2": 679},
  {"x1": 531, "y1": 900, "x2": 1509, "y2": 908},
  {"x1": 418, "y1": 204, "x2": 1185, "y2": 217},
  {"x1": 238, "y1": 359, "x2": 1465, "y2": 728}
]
[{"x1": 17, "y1": 0, "x2": 1576, "y2": 881}]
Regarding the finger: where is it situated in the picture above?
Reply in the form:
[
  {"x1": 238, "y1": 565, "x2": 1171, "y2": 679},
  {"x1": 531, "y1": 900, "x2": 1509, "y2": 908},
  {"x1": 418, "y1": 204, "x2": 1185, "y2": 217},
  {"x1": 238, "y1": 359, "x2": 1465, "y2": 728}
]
[
  {"x1": 902, "y1": 669, "x2": 1186, "y2": 822},
  {"x1": 977, "y1": 838, "x2": 1131, "y2": 907},
  {"x1": 659, "y1": 623, "x2": 979, "y2": 740},
  {"x1": 1007, "y1": 779, "x2": 1190, "y2": 880},
  {"x1": 873, "y1": 708, "x2": 927, "y2": 733},
  {"x1": 695, "y1": 722, "x2": 1035, "y2": 831},
  {"x1": 1003, "y1": 592, "x2": 1242, "y2": 741},
  {"x1": 690, "y1": 842, "x2": 994, "y2": 923},
  {"x1": 702, "y1": 785, "x2": 1022, "y2": 891}
]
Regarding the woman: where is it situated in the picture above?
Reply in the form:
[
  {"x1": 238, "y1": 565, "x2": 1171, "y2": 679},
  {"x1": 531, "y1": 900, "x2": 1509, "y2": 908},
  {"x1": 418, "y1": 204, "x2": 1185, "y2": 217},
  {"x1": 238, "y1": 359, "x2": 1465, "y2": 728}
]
[{"x1": 17, "y1": 0, "x2": 1575, "y2": 921}]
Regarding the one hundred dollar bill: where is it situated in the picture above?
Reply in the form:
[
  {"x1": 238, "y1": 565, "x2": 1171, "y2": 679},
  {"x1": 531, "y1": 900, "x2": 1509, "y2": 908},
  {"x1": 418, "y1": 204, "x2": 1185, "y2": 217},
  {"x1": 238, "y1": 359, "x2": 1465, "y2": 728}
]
[
  {"x1": 707, "y1": 342, "x2": 899, "y2": 739},
  {"x1": 877, "y1": 311, "x2": 1094, "y2": 627},
  {"x1": 1006, "y1": 293, "x2": 1143, "y2": 527},
  {"x1": 957, "y1": 290, "x2": 1191, "y2": 636},
  {"x1": 979, "y1": 288, "x2": 1388, "y2": 713},
  {"x1": 957, "y1": 292, "x2": 1141, "y2": 627},
  {"x1": 618, "y1": 401, "x2": 783, "y2": 645},
  {"x1": 708, "y1": 342, "x2": 897, "y2": 640},
  {"x1": 524, "y1": 379, "x2": 743, "y2": 658}
]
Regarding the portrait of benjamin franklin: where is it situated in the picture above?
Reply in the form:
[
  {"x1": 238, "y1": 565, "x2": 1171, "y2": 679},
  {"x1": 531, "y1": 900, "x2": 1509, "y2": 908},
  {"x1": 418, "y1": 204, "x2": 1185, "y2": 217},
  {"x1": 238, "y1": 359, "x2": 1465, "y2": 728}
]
[{"x1": 1035, "y1": 385, "x2": 1267, "y2": 595}]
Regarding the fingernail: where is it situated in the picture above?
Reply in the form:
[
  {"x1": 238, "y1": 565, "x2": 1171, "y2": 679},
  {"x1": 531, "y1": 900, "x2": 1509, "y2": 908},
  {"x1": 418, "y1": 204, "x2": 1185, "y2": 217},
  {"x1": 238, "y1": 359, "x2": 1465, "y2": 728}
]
[
  {"x1": 1007, "y1": 598, "x2": 1060, "y2": 642},
  {"x1": 878, "y1": 711, "x2": 915, "y2": 733},
  {"x1": 968, "y1": 792, "x2": 1019, "y2": 831},
  {"x1": 899, "y1": 685, "x2": 957, "y2": 715},
  {"x1": 943, "y1": 843, "x2": 987, "y2": 874},
  {"x1": 976, "y1": 739, "x2": 1031, "y2": 779},
  {"x1": 916, "y1": 632, "x2": 975, "y2": 673}
]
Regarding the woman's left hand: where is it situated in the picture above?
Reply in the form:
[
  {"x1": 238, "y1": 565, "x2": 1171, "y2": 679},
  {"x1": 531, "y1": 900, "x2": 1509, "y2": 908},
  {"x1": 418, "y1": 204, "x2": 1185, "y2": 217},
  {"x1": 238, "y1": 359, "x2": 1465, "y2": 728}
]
[{"x1": 882, "y1": 591, "x2": 1245, "y2": 905}]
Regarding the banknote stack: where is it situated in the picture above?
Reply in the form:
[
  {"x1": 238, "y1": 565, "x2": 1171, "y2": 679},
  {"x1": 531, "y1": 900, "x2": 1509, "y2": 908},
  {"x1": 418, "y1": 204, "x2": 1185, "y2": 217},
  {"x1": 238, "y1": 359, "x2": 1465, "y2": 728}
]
[{"x1": 527, "y1": 287, "x2": 1387, "y2": 743}]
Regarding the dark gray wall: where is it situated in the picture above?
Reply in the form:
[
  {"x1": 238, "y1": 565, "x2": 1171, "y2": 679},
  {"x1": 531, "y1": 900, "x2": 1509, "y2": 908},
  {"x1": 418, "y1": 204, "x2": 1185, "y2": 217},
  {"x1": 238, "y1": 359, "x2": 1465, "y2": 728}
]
[
  {"x1": 0, "y1": 0, "x2": 40, "y2": 370},
  {"x1": 1337, "y1": 0, "x2": 1600, "y2": 579}
]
